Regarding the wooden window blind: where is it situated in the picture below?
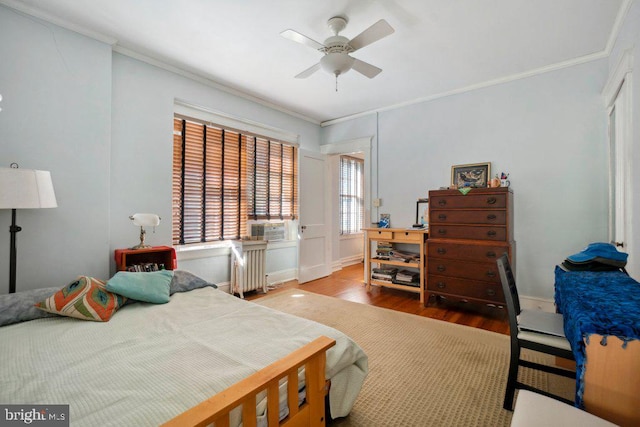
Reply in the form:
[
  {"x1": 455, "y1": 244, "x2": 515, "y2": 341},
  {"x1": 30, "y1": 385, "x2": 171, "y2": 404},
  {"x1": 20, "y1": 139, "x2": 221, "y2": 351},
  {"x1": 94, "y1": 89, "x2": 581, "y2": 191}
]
[
  {"x1": 173, "y1": 117, "x2": 297, "y2": 245},
  {"x1": 339, "y1": 155, "x2": 364, "y2": 235}
]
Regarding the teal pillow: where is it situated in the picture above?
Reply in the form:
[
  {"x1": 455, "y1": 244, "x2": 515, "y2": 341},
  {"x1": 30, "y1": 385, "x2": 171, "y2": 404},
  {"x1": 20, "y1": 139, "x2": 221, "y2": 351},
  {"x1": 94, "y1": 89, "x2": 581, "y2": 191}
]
[{"x1": 106, "y1": 271, "x2": 173, "y2": 304}]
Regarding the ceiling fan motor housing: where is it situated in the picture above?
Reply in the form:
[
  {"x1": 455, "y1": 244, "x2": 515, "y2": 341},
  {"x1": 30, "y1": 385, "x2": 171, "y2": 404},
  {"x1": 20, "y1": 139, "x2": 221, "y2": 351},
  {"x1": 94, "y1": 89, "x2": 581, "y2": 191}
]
[{"x1": 322, "y1": 35, "x2": 353, "y2": 53}]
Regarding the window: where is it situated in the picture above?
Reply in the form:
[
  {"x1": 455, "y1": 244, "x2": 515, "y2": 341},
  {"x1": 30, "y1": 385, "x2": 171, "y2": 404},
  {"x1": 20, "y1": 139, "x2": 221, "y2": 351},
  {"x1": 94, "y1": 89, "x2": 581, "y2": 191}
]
[
  {"x1": 172, "y1": 117, "x2": 297, "y2": 245},
  {"x1": 339, "y1": 155, "x2": 364, "y2": 235}
]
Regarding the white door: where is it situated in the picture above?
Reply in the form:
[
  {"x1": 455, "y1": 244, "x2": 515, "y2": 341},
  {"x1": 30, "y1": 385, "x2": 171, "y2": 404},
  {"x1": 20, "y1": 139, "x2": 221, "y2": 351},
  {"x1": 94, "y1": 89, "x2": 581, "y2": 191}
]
[
  {"x1": 298, "y1": 149, "x2": 330, "y2": 283},
  {"x1": 608, "y1": 79, "x2": 631, "y2": 253}
]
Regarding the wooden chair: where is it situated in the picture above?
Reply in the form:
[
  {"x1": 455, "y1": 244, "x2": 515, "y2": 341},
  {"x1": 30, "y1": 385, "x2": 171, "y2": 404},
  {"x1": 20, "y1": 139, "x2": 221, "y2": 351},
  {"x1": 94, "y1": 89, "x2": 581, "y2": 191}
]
[{"x1": 496, "y1": 253, "x2": 576, "y2": 411}]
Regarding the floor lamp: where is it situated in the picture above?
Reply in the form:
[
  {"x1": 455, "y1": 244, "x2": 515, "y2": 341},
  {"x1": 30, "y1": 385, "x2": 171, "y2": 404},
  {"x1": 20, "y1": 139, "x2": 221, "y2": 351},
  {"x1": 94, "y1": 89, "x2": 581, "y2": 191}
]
[{"x1": 0, "y1": 164, "x2": 57, "y2": 294}]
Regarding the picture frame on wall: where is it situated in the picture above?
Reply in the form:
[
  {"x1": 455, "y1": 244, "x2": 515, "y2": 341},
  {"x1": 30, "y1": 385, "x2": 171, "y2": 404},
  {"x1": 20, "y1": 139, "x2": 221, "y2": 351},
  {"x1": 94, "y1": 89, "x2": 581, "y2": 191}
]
[{"x1": 451, "y1": 162, "x2": 491, "y2": 188}]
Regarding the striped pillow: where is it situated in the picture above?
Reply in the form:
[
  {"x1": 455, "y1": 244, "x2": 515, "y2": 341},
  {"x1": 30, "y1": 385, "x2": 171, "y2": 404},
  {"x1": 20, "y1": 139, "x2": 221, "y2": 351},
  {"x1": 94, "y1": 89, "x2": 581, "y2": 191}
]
[{"x1": 35, "y1": 276, "x2": 126, "y2": 321}]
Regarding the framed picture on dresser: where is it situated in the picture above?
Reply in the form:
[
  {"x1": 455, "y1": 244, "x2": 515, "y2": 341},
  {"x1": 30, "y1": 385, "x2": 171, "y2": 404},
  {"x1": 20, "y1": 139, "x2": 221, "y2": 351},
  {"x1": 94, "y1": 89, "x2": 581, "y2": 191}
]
[{"x1": 451, "y1": 162, "x2": 491, "y2": 188}]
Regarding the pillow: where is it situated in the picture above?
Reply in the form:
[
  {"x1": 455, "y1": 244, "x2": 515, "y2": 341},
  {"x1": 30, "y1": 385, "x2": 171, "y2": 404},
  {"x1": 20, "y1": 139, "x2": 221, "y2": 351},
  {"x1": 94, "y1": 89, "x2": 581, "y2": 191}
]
[
  {"x1": 35, "y1": 276, "x2": 126, "y2": 322},
  {"x1": 169, "y1": 270, "x2": 217, "y2": 295},
  {"x1": 0, "y1": 287, "x2": 61, "y2": 327},
  {"x1": 106, "y1": 270, "x2": 173, "y2": 304}
]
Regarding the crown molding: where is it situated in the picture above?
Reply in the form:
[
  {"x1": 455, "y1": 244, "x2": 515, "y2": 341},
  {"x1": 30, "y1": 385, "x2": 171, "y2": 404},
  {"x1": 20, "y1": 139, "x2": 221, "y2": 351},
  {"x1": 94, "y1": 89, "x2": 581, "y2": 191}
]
[
  {"x1": 0, "y1": 0, "x2": 117, "y2": 45},
  {"x1": 114, "y1": 46, "x2": 320, "y2": 125},
  {"x1": 321, "y1": 50, "x2": 609, "y2": 127},
  {"x1": 604, "y1": 0, "x2": 634, "y2": 55}
]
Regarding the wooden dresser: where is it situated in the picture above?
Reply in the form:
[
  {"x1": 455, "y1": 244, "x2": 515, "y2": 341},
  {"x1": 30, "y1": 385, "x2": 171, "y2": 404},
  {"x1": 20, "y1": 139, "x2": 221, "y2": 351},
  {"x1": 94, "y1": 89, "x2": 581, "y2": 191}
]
[{"x1": 426, "y1": 187, "x2": 515, "y2": 307}]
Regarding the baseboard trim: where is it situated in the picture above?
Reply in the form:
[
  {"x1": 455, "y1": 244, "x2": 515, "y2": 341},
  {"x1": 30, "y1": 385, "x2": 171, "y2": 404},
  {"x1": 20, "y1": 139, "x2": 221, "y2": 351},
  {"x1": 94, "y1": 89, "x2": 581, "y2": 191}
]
[{"x1": 267, "y1": 268, "x2": 297, "y2": 286}]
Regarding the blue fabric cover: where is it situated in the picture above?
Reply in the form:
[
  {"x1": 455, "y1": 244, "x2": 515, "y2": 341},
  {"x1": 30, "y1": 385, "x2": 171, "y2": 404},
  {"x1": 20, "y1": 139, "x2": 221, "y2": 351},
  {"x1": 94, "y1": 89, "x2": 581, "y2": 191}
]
[
  {"x1": 554, "y1": 267, "x2": 640, "y2": 408},
  {"x1": 0, "y1": 287, "x2": 61, "y2": 326},
  {"x1": 566, "y1": 242, "x2": 628, "y2": 264},
  {"x1": 106, "y1": 270, "x2": 173, "y2": 304},
  {"x1": 169, "y1": 270, "x2": 217, "y2": 295}
]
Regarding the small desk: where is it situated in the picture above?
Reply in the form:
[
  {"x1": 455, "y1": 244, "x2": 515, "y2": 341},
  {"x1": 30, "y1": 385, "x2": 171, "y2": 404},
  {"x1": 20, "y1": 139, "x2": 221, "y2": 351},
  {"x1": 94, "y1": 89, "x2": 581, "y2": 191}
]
[
  {"x1": 363, "y1": 228, "x2": 428, "y2": 303},
  {"x1": 555, "y1": 267, "x2": 640, "y2": 426}
]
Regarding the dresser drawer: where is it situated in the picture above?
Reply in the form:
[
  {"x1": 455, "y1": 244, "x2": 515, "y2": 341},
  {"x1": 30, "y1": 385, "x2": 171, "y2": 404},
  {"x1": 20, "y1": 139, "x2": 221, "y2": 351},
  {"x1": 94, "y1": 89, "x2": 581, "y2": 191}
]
[
  {"x1": 427, "y1": 259, "x2": 500, "y2": 283},
  {"x1": 428, "y1": 241, "x2": 508, "y2": 262},
  {"x1": 427, "y1": 274, "x2": 505, "y2": 303},
  {"x1": 430, "y1": 193, "x2": 506, "y2": 209},
  {"x1": 430, "y1": 210, "x2": 506, "y2": 225},
  {"x1": 430, "y1": 225, "x2": 506, "y2": 241}
]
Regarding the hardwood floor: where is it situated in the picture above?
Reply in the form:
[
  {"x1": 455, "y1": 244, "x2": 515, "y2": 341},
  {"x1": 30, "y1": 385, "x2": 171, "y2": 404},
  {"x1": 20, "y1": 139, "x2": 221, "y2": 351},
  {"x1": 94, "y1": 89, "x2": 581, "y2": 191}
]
[{"x1": 246, "y1": 262, "x2": 509, "y2": 335}]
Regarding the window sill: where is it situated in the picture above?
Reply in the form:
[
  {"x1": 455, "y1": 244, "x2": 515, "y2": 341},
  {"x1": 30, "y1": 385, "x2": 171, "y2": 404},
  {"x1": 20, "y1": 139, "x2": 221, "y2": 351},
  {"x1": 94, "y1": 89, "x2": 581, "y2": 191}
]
[{"x1": 175, "y1": 239, "x2": 297, "y2": 261}]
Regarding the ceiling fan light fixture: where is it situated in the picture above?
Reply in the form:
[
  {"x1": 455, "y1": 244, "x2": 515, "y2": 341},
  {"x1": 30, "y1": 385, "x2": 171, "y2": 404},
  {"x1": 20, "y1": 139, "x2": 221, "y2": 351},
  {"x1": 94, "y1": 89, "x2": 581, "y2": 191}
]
[{"x1": 320, "y1": 52, "x2": 354, "y2": 76}]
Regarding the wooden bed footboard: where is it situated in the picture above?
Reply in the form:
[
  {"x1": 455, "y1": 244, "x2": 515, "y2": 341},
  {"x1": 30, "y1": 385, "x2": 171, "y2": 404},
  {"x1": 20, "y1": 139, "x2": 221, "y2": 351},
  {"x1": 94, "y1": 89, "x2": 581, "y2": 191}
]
[{"x1": 162, "y1": 336, "x2": 336, "y2": 427}]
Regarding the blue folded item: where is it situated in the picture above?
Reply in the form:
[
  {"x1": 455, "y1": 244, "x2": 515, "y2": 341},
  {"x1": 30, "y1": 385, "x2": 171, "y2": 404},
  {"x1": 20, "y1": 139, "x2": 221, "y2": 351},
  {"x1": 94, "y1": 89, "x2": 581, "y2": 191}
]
[{"x1": 566, "y1": 242, "x2": 628, "y2": 265}]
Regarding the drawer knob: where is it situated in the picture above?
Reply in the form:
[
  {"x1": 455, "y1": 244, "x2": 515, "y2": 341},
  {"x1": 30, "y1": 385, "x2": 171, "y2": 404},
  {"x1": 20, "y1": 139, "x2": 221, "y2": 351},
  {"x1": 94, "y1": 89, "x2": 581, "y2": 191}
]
[
  {"x1": 437, "y1": 282, "x2": 446, "y2": 289},
  {"x1": 437, "y1": 247, "x2": 447, "y2": 255},
  {"x1": 486, "y1": 289, "x2": 496, "y2": 297},
  {"x1": 438, "y1": 229, "x2": 447, "y2": 235},
  {"x1": 438, "y1": 199, "x2": 447, "y2": 206},
  {"x1": 486, "y1": 271, "x2": 496, "y2": 278},
  {"x1": 487, "y1": 214, "x2": 496, "y2": 220},
  {"x1": 486, "y1": 251, "x2": 496, "y2": 258},
  {"x1": 437, "y1": 265, "x2": 446, "y2": 272},
  {"x1": 487, "y1": 230, "x2": 497, "y2": 237},
  {"x1": 487, "y1": 197, "x2": 497, "y2": 205},
  {"x1": 438, "y1": 214, "x2": 447, "y2": 220}
]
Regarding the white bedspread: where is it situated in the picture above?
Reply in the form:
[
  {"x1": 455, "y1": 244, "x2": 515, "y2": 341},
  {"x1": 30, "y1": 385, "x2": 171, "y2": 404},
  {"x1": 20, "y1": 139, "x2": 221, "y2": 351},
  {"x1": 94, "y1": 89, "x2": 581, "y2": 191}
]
[{"x1": 0, "y1": 288, "x2": 368, "y2": 426}]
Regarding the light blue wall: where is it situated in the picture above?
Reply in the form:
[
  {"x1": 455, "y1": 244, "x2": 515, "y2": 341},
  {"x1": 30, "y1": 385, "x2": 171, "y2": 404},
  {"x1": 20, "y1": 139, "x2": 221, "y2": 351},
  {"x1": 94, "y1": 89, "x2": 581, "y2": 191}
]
[
  {"x1": 0, "y1": 6, "x2": 112, "y2": 292},
  {"x1": 321, "y1": 60, "x2": 610, "y2": 300},
  {"x1": 0, "y1": 4, "x2": 320, "y2": 293}
]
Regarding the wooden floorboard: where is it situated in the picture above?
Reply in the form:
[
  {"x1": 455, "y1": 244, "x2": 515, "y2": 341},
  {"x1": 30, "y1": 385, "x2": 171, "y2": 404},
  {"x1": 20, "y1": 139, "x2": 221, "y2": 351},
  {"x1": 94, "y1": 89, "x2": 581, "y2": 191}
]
[{"x1": 246, "y1": 263, "x2": 509, "y2": 335}]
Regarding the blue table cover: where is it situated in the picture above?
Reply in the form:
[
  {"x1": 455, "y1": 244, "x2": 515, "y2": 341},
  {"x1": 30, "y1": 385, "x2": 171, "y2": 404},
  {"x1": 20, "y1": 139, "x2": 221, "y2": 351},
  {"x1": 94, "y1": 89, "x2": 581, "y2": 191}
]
[{"x1": 554, "y1": 266, "x2": 640, "y2": 407}]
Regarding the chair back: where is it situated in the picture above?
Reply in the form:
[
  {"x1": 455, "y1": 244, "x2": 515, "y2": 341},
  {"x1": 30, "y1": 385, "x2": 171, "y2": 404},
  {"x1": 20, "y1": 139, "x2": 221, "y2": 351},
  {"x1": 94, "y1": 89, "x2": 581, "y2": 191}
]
[{"x1": 497, "y1": 253, "x2": 521, "y2": 335}]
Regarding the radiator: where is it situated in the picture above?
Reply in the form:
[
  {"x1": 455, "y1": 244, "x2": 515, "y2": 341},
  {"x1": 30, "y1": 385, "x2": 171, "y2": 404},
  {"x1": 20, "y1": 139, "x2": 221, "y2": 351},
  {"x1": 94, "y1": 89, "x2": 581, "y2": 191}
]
[{"x1": 230, "y1": 240, "x2": 268, "y2": 298}]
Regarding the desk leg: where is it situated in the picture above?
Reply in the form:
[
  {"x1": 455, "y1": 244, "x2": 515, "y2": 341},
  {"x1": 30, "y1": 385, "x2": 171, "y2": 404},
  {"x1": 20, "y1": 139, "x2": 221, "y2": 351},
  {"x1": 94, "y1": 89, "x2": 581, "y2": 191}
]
[{"x1": 364, "y1": 235, "x2": 371, "y2": 292}]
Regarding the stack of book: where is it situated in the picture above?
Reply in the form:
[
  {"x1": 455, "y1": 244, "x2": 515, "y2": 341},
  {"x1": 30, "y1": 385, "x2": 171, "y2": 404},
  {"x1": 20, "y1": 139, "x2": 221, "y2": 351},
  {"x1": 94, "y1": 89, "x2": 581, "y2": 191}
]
[
  {"x1": 371, "y1": 267, "x2": 397, "y2": 282},
  {"x1": 393, "y1": 269, "x2": 420, "y2": 287},
  {"x1": 374, "y1": 242, "x2": 393, "y2": 260},
  {"x1": 126, "y1": 263, "x2": 165, "y2": 272},
  {"x1": 387, "y1": 249, "x2": 420, "y2": 263}
]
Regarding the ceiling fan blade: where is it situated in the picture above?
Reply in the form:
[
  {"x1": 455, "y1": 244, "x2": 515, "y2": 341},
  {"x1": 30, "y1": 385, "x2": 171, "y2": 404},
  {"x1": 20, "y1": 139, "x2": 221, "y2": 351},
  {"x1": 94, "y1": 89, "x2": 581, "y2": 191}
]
[
  {"x1": 280, "y1": 29, "x2": 325, "y2": 51},
  {"x1": 349, "y1": 19, "x2": 394, "y2": 51},
  {"x1": 295, "y1": 63, "x2": 321, "y2": 79},
  {"x1": 352, "y1": 58, "x2": 382, "y2": 79}
]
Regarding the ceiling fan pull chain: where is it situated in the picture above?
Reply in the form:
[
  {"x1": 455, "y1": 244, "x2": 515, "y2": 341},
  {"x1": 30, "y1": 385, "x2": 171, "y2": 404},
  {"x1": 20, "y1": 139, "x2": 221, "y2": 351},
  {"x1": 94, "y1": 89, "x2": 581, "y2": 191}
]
[{"x1": 335, "y1": 75, "x2": 338, "y2": 92}]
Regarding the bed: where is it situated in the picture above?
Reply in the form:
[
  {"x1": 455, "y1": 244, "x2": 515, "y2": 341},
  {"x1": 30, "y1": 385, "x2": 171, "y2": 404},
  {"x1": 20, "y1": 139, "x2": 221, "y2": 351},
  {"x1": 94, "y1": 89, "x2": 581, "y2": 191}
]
[{"x1": 0, "y1": 275, "x2": 368, "y2": 426}]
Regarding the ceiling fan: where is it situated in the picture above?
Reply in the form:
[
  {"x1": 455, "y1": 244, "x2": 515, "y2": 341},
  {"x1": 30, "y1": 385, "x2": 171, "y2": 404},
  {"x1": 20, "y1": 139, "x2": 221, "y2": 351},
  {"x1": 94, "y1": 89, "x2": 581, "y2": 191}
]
[{"x1": 281, "y1": 16, "x2": 394, "y2": 89}]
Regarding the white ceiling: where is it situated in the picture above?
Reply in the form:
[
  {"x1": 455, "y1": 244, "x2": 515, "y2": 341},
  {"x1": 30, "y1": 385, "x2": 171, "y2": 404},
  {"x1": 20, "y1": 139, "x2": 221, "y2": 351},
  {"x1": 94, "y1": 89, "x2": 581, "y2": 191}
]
[{"x1": 3, "y1": 0, "x2": 627, "y2": 124}]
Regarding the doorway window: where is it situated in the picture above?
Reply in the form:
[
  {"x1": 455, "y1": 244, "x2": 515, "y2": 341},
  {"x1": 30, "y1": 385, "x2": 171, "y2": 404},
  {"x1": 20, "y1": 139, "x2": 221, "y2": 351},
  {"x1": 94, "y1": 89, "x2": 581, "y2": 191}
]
[{"x1": 339, "y1": 155, "x2": 364, "y2": 234}]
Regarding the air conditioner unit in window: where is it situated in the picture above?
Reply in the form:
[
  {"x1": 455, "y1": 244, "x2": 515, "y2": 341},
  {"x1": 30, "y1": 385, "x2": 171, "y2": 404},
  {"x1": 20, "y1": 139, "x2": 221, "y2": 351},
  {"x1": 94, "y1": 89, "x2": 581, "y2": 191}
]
[{"x1": 250, "y1": 222, "x2": 285, "y2": 241}]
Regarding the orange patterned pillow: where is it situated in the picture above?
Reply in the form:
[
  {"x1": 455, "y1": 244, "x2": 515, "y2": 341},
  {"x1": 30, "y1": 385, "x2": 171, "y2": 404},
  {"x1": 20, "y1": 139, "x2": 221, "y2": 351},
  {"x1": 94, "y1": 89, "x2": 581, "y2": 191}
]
[{"x1": 35, "y1": 276, "x2": 127, "y2": 321}]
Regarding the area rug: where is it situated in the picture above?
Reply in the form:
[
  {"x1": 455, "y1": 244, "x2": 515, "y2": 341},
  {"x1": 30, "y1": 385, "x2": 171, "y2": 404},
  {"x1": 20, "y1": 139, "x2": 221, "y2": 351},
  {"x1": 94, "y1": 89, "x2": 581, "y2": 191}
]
[{"x1": 254, "y1": 289, "x2": 574, "y2": 427}]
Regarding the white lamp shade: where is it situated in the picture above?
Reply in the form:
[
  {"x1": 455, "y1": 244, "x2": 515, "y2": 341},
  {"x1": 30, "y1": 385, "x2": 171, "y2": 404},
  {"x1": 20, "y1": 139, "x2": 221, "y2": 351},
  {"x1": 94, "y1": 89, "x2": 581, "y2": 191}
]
[
  {"x1": 130, "y1": 213, "x2": 160, "y2": 227},
  {"x1": 0, "y1": 167, "x2": 58, "y2": 209},
  {"x1": 320, "y1": 53, "x2": 354, "y2": 76}
]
